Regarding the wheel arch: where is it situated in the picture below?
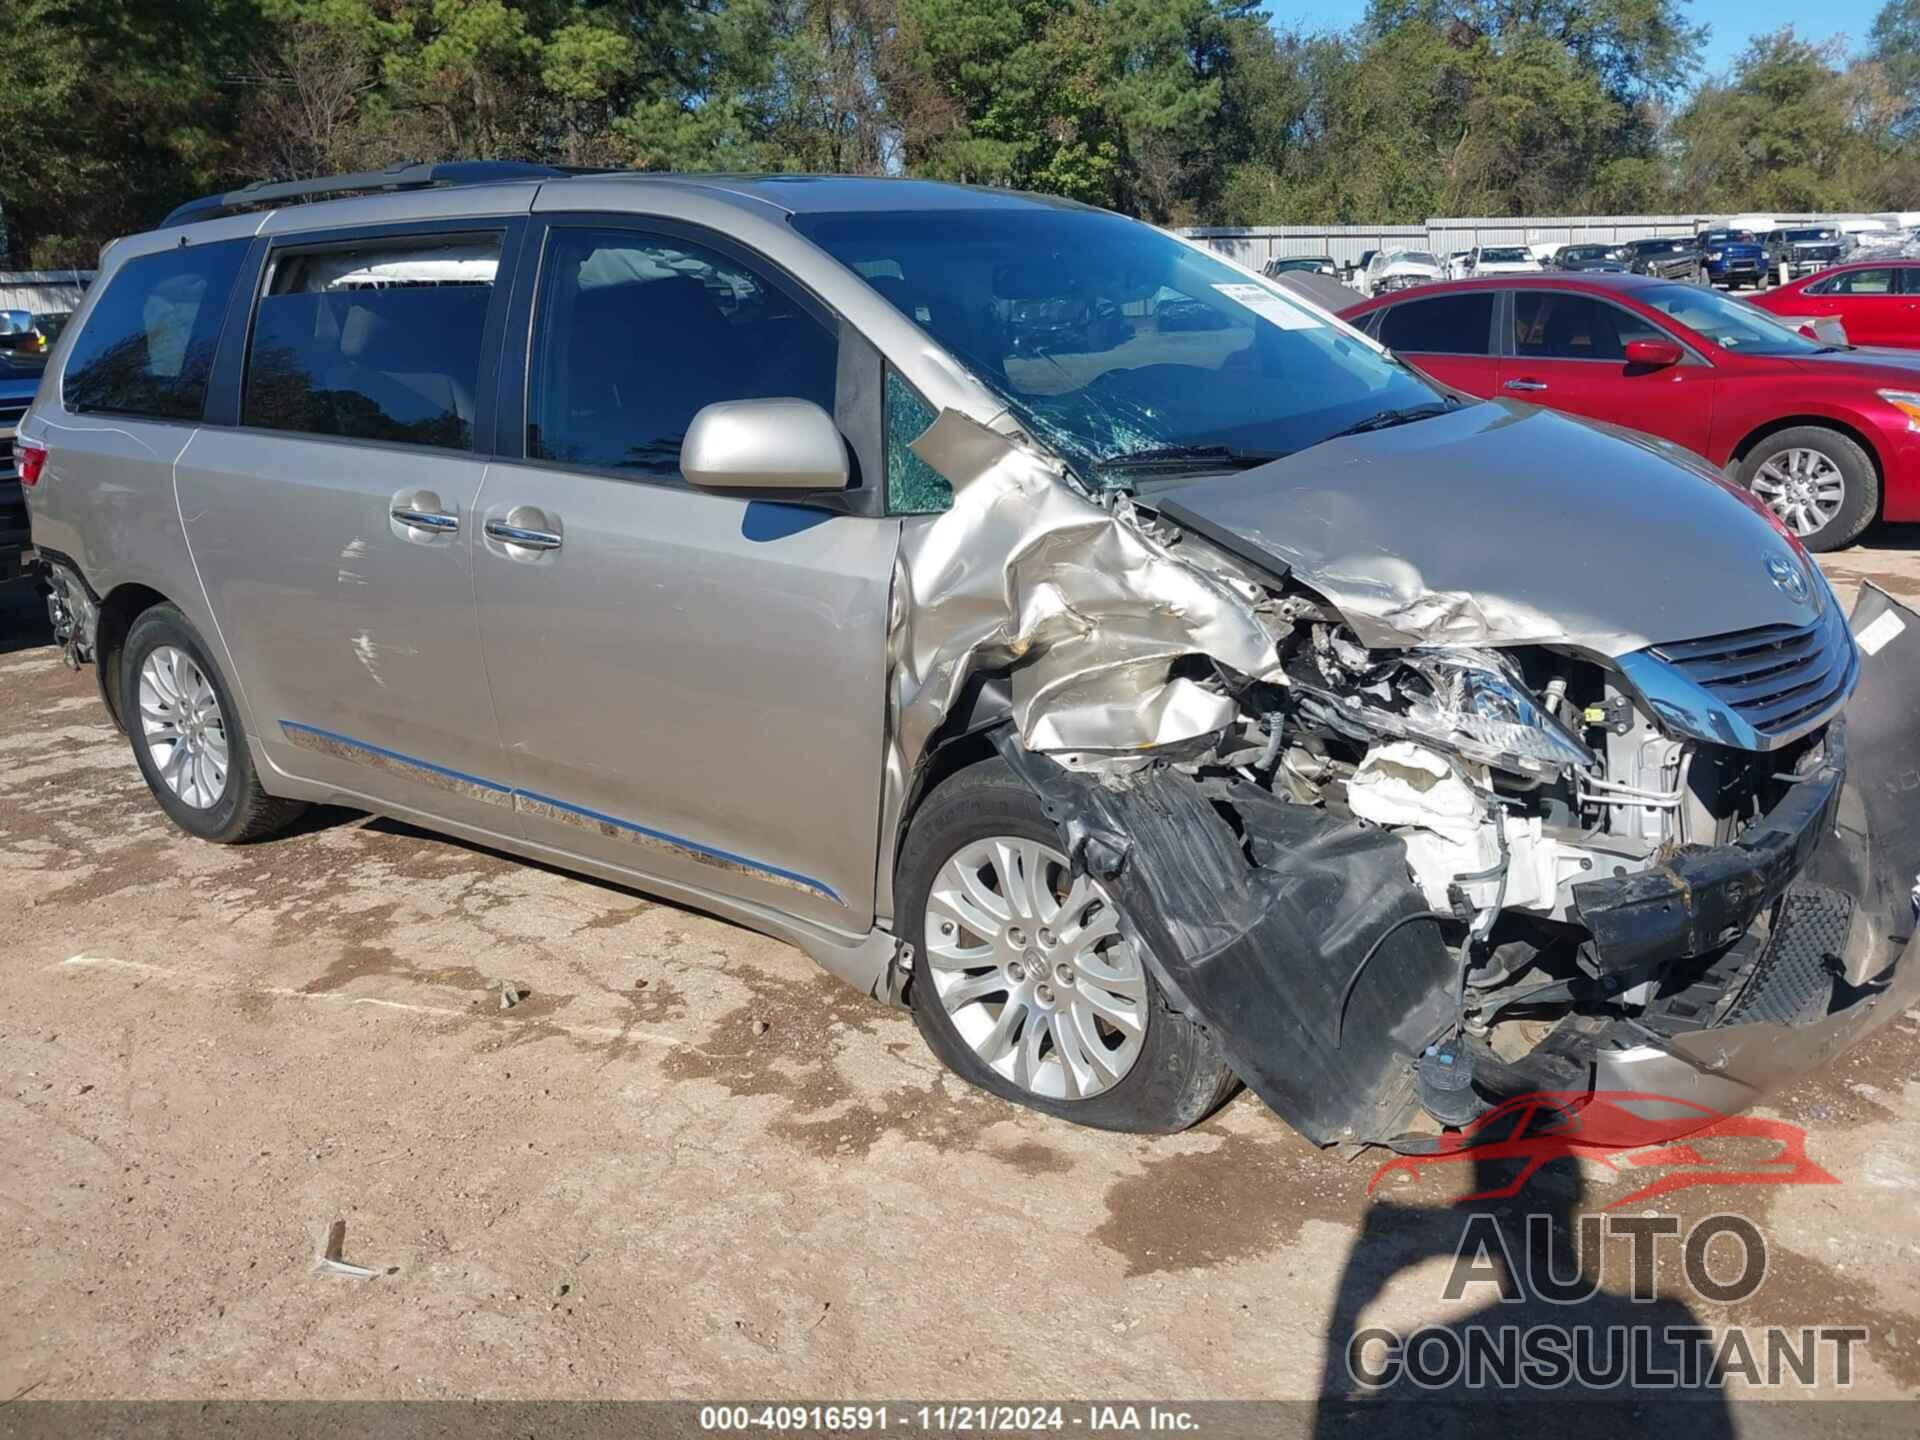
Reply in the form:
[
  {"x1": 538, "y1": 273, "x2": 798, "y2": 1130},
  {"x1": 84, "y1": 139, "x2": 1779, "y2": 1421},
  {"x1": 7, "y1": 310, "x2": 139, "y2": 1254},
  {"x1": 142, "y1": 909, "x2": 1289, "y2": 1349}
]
[
  {"x1": 883, "y1": 674, "x2": 1016, "y2": 919},
  {"x1": 1728, "y1": 412, "x2": 1886, "y2": 497},
  {"x1": 94, "y1": 582, "x2": 172, "y2": 732}
]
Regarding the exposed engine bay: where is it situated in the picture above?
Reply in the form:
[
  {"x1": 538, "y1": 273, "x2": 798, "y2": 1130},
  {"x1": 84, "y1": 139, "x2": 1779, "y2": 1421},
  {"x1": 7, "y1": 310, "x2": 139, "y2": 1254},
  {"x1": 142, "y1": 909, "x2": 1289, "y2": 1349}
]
[
  {"x1": 990, "y1": 515, "x2": 1832, "y2": 1141},
  {"x1": 887, "y1": 406, "x2": 1916, "y2": 1145}
]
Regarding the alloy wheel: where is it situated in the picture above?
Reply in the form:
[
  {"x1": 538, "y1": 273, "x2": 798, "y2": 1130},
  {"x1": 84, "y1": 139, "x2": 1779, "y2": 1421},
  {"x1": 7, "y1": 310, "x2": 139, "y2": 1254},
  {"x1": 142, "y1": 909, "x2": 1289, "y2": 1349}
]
[
  {"x1": 138, "y1": 645, "x2": 230, "y2": 809},
  {"x1": 922, "y1": 836, "x2": 1148, "y2": 1100},
  {"x1": 1751, "y1": 448, "x2": 1846, "y2": 538}
]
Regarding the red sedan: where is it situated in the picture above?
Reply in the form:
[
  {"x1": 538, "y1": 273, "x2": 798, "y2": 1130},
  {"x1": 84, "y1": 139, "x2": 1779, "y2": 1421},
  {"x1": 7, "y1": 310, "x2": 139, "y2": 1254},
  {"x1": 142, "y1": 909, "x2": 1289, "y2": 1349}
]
[
  {"x1": 1749, "y1": 259, "x2": 1920, "y2": 348},
  {"x1": 1343, "y1": 273, "x2": 1920, "y2": 549}
]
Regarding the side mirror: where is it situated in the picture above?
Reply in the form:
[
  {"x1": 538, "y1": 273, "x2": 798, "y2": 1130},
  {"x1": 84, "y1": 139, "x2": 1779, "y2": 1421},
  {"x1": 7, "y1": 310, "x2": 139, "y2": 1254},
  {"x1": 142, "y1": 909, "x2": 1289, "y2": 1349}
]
[
  {"x1": 0, "y1": 309, "x2": 32, "y2": 336},
  {"x1": 682, "y1": 398, "x2": 849, "y2": 494},
  {"x1": 1625, "y1": 339, "x2": 1684, "y2": 368}
]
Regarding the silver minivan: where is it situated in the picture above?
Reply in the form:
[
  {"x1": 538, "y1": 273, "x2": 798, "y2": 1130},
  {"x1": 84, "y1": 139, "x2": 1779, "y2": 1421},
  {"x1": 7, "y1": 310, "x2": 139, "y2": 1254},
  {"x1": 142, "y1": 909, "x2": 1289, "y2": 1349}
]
[{"x1": 21, "y1": 163, "x2": 1920, "y2": 1143}]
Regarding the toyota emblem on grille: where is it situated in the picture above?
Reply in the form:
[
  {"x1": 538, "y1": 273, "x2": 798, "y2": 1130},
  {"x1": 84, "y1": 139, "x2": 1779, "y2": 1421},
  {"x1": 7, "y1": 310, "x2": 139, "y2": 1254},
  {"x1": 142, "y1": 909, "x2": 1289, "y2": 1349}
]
[{"x1": 1766, "y1": 553, "x2": 1811, "y2": 604}]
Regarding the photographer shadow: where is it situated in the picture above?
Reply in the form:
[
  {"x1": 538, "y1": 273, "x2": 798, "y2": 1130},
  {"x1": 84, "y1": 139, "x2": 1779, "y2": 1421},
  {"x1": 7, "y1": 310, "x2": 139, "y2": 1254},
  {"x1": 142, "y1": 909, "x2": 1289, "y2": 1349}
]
[{"x1": 1312, "y1": 1141, "x2": 1734, "y2": 1434}]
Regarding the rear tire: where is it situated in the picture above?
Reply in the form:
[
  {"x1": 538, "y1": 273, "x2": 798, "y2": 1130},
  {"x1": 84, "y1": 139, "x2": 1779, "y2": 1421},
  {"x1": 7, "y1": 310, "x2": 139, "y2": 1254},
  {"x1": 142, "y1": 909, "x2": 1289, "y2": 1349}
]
[
  {"x1": 1738, "y1": 426, "x2": 1879, "y2": 552},
  {"x1": 897, "y1": 758, "x2": 1237, "y2": 1133},
  {"x1": 121, "y1": 604, "x2": 306, "y2": 843}
]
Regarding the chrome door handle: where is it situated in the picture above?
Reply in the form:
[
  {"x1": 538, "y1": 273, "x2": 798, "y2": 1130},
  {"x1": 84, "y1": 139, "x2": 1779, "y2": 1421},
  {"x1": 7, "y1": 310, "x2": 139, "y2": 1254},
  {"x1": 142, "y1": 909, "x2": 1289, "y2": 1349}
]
[
  {"x1": 1504, "y1": 379, "x2": 1548, "y2": 392},
  {"x1": 391, "y1": 506, "x2": 460, "y2": 533},
  {"x1": 484, "y1": 519, "x2": 563, "y2": 551}
]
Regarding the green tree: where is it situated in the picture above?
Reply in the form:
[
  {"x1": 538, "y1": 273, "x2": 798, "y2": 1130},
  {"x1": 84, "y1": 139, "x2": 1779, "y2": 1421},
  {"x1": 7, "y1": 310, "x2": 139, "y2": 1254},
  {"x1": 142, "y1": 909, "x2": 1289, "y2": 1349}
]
[
  {"x1": 1871, "y1": 0, "x2": 1920, "y2": 133},
  {"x1": 0, "y1": 0, "x2": 267, "y2": 265},
  {"x1": 884, "y1": 0, "x2": 1232, "y2": 219},
  {"x1": 1673, "y1": 29, "x2": 1882, "y2": 211}
]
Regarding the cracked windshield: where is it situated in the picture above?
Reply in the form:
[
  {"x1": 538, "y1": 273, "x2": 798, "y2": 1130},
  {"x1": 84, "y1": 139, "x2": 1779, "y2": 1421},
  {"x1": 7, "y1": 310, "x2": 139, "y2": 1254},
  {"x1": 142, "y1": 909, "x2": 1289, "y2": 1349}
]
[{"x1": 793, "y1": 208, "x2": 1446, "y2": 485}]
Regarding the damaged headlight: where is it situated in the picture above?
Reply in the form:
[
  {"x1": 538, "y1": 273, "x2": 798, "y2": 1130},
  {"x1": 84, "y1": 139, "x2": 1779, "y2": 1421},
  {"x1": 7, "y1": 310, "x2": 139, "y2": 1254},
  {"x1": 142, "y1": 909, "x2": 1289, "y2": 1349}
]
[
  {"x1": 1317, "y1": 646, "x2": 1596, "y2": 776},
  {"x1": 1394, "y1": 652, "x2": 1596, "y2": 774}
]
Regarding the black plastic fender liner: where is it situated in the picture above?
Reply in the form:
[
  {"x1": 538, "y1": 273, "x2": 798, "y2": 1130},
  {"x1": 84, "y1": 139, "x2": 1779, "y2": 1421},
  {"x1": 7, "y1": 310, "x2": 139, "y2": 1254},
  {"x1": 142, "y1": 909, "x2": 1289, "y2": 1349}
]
[{"x1": 989, "y1": 733, "x2": 1459, "y2": 1144}]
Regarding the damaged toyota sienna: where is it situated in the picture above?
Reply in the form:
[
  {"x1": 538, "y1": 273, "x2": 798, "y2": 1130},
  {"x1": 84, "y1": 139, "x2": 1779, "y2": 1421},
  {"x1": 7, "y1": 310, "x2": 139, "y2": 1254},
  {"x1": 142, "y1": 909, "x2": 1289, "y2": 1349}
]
[{"x1": 20, "y1": 164, "x2": 1920, "y2": 1147}]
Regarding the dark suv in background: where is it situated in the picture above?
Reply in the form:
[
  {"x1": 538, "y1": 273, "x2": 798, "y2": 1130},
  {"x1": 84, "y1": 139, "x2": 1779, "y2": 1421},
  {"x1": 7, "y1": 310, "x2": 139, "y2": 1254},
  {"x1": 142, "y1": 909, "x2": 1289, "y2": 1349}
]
[
  {"x1": 1619, "y1": 236, "x2": 1705, "y2": 283},
  {"x1": 1550, "y1": 243, "x2": 1626, "y2": 273},
  {"x1": 1698, "y1": 228, "x2": 1766, "y2": 288},
  {"x1": 1765, "y1": 227, "x2": 1845, "y2": 279}
]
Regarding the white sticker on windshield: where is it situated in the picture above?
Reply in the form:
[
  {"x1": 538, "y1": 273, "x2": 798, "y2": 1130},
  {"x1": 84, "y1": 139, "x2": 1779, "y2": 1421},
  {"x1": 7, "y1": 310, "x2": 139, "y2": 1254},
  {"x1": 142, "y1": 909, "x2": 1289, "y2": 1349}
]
[
  {"x1": 1857, "y1": 609, "x2": 1905, "y2": 656},
  {"x1": 1212, "y1": 282, "x2": 1322, "y2": 330}
]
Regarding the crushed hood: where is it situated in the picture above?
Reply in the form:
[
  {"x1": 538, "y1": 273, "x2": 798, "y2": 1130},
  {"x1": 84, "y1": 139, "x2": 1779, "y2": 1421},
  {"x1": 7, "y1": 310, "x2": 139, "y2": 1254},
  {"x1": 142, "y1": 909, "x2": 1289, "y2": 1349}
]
[{"x1": 1154, "y1": 400, "x2": 1825, "y2": 655}]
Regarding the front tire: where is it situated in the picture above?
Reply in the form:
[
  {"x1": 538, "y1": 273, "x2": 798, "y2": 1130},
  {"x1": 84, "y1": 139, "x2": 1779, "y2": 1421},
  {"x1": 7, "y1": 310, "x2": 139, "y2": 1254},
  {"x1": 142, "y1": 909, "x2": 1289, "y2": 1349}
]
[
  {"x1": 1739, "y1": 426, "x2": 1879, "y2": 552},
  {"x1": 122, "y1": 604, "x2": 306, "y2": 843},
  {"x1": 897, "y1": 758, "x2": 1237, "y2": 1133}
]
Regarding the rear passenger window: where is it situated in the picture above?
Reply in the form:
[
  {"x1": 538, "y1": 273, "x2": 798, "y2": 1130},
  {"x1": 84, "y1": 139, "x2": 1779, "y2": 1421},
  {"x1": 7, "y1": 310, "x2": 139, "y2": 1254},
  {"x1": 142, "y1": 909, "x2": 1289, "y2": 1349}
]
[
  {"x1": 63, "y1": 239, "x2": 247, "y2": 420},
  {"x1": 243, "y1": 235, "x2": 500, "y2": 451},
  {"x1": 527, "y1": 227, "x2": 837, "y2": 479},
  {"x1": 1377, "y1": 293, "x2": 1494, "y2": 354}
]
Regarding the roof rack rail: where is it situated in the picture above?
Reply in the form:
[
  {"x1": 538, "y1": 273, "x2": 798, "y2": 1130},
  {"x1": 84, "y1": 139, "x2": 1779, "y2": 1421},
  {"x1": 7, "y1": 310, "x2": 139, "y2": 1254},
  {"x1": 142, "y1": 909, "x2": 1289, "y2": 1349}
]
[{"x1": 161, "y1": 160, "x2": 578, "y2": 229}]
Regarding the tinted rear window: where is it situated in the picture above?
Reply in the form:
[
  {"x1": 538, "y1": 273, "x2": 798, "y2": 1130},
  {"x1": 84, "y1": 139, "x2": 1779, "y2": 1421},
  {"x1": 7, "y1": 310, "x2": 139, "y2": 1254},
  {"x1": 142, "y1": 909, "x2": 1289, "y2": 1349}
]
[
  {"x1": 243, "y1": 236, "x2": 500, "y2": 451},
  {"x1": 63, "y1": 240, "x2": 247, "y2": 420},
  {"x1": 1377, "y1": 293, "x2": 1495, "y2": 354}
]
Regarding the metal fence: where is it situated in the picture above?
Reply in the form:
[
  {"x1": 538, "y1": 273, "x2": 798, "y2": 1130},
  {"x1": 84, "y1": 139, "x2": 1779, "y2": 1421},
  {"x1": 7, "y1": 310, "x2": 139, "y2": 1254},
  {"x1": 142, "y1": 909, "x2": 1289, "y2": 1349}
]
[
  {"x1": 0, "y1": 270, "x2": 93, "y2": 314},
  {"x1": 1178, "y1": 213, "x2": 1893, "y2": 269}
]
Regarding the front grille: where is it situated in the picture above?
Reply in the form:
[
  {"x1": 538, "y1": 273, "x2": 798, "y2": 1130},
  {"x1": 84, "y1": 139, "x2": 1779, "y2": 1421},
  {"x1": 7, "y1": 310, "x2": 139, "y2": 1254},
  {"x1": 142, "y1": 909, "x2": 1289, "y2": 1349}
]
[
  {"x1": 0, "y1": 400, "x2": 25, "y2": 484},
  {"x1": 1648, "y1": 604, "x2": 1856, "y2": 742}
]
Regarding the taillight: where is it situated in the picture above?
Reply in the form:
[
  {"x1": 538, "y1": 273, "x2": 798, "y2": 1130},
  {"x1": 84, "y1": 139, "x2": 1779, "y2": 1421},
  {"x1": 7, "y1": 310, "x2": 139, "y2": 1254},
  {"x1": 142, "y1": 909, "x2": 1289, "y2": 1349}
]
[{"x1": 16, "y1": 436, "x2": 47, "y2": 487}]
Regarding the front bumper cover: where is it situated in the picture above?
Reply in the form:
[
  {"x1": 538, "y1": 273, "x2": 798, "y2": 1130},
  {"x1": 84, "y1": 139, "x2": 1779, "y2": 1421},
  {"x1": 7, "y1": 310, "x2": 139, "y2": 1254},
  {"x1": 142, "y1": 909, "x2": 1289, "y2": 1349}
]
[{"x1": 1577, "y1": 583, "x2": 1920, "y2": 1112}]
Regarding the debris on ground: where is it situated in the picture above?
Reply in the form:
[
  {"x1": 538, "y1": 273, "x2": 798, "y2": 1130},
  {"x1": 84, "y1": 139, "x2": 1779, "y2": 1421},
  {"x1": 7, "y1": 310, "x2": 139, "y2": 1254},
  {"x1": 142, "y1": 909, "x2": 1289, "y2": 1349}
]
[
  {"x1": 317, "y1": 1219, "x2": 378, "y2": 1280},
  {"x1": 499, "y1": 980, "x2": 525, "y2": 1011}
]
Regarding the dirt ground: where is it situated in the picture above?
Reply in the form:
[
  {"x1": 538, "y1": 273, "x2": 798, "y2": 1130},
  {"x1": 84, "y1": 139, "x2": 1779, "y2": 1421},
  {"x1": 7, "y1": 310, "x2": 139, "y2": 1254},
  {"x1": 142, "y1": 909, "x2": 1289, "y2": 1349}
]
[{"x1": 3, "y1": 535, "x2": 1920, "y2": 1415}]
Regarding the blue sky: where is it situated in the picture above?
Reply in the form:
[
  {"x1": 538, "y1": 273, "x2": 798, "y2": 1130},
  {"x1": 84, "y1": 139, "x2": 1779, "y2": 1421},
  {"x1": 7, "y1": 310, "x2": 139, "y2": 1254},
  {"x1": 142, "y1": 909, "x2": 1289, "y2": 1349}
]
[{"x1": 1287, "y1": 0, "x2": 1888, "y2": 80}]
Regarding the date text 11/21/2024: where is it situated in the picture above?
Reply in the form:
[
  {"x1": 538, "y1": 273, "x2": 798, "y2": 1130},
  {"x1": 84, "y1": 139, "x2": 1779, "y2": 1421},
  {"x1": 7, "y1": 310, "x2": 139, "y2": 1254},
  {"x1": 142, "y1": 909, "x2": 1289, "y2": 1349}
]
[{"x1": 697, "y1": 1405, "x2": 1200, "y2": 1433}]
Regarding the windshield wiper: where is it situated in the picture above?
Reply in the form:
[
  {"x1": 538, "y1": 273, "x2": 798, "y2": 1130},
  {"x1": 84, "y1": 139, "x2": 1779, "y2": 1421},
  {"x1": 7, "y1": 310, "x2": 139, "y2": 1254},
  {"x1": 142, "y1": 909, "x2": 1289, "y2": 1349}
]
[
  {"x1": 1093, "y1": 443, "x2": 1288, "y2": 476},
  {"x1": 1321, "y1": 401, "x2": 1457, "y2": 442}
]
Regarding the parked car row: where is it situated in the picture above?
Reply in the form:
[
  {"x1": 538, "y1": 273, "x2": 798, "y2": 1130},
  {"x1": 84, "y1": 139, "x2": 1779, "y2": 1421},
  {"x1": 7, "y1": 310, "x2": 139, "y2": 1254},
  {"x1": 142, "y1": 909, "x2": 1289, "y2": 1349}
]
[
  {"x1": 1261, "y1": 221, "x2": 1909, "y2": 309},
  {"x1": 1345, "y1": 272, "x2": 1920, "y2": 550},
  {"x1": 1531, "y1": 228, "x2": 1854, "y2": 290}
]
